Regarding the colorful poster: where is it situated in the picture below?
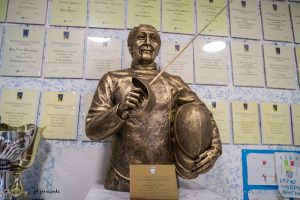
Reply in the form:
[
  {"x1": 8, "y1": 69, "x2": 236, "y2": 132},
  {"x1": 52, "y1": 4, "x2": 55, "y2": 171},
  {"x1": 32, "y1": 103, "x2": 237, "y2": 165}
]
[
  {"x1": 231, "y1": 41, "x2": 264, "y2": 87},
  {"x1": 162, "y1": 0, "x2": 194, "y2": 34},
  {"x1": 50, "y1": 0, "x2": 87, "y2": 27},
  {"x1": 6, "y1": 0, "x2": 47, "y2": 24},
  {"x1": 86, "y1": 37, "x2": 122, "y2": 79},
  {"x1": 230, "y1": 0, "x2": 260, "y2": 39},
  {"x1": 127, "y1": 0, "x2": 160, "y2": 30},
  {"x1": 261, "y1": 103, "x2": 292, "y2": 145},
  {"x1": 290, "y1": 3, "x2": 300, "y2": 43},
  {"x1": 0, "y1": 89, "x2": 39, "y2": 127},
  {"x1": 39, "y1": 91, "x2": 79, "y2": 140},
  {"x1": 160, "y1": 41, "x2": 194, "y2": 83},
  {"x1": 261, "y1": 0, "x2": 293, "y2": 42},
  {"x1": 291, "y1": 104, "x2": 300, "y2": 146},
  {"x1": 248, "y1": 190, "x2": 284, "y2": 200},
  {"x1": 89, "y1": 0, "x2": 124, "y2": 29},
  {"x1": 275, "y1": 152, "x2": 300, "y2": 198},
  {"x1": 197, "y1": 0, "x2": 228, "y2": 36},
  {"x1": 232, "y1": 102, "x2": 260, "y2": 144},
  {"x1": 0, "y1": 26, "x2": 45, "y2": 77},
  {"x1": 204, "y1": 100, "x2": 230, "y2": 143},
  {"x1": 0, "y1": 0, "x2": 8, "y2": 22},
  {"x1": 264, "y1": 45, "x2": 297, "y2": 89},
  {"x1": 247, "y1": 153, "x2": 277, "y2": 185},
  {"x1": 194, "y1": 38, "x2": 227, "y2": 85},
  {"x1": 44, "y1": 28, "x2": 84, "y2": 78}
]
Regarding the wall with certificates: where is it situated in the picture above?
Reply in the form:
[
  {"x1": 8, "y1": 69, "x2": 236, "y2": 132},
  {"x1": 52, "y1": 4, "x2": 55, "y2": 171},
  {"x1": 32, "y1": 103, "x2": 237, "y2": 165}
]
[{"x1": 0, "y1": 0, "x2": 300, "y2": 200}]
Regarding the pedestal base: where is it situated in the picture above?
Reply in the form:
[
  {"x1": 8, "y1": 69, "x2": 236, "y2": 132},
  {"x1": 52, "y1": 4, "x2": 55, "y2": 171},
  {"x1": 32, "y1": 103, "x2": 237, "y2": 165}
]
[{"x1": 85, "y1": 180, "x2": 226, "y2": 200}]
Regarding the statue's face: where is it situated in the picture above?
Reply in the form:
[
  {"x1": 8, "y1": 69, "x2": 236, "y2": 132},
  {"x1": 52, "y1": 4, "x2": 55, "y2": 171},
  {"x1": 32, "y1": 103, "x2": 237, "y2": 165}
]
[{"x1": 131, "y1": 26, "x2": 160, "y2": 65}]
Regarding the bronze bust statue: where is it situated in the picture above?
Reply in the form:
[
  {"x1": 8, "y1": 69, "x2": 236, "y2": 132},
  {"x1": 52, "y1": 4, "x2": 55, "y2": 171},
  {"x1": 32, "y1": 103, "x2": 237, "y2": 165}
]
[{"x1": 85, "y1": 24, "x2": 222, "y2": 192}]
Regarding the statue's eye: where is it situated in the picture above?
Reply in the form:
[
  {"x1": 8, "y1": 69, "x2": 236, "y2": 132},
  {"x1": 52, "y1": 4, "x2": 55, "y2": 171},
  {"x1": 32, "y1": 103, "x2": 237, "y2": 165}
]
[
  {"x1": 151, "y1": 35, "x2": 159, "y2": 42},
  {"x1": 137, "y1": 35, "x2": 145, "y2": 40}
]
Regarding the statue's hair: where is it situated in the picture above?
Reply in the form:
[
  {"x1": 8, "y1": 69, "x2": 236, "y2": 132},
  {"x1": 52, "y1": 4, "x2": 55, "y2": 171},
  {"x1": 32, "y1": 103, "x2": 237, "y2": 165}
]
[{"x1": 127, "y1": 25, "x2": 161, "y2": 55}]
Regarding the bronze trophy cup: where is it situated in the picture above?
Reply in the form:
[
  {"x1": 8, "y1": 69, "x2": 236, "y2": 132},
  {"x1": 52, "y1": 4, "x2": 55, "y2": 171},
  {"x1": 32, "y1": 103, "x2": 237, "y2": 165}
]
[{"x1": 0, "y1": 123, "x2": 37, "y2": 200}]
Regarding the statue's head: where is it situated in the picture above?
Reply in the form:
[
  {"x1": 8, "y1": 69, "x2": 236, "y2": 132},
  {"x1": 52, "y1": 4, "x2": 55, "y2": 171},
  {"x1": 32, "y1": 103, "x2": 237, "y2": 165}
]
[{"x1": 127, "y1": 24, "x2": 161, "y2": 66}]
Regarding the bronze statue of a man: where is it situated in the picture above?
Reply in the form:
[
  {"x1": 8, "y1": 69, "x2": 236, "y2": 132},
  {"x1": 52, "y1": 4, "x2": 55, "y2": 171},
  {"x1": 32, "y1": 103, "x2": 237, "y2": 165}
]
[{"x1": 85, "y1": 24, "x2": 222, "y2": 192}]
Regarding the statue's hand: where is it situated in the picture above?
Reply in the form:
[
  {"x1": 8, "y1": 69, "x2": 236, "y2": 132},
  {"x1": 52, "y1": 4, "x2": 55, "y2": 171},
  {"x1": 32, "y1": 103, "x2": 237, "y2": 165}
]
[
  {"x1": 192, "y1": 146, "x2": 221, "y2": 174},
  {"x1": 117, "y1": 88, "x2": 146, "y2": 119}
]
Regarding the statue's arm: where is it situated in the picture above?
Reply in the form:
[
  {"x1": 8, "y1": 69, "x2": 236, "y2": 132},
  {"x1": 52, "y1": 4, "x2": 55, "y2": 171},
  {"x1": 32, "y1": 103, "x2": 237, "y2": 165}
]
[
  {"x1": 85, "y1": 73, "x2": 126, "y2": 140},
  {"x1": 172, "y1": 76, "x2": 222, "y2": 178}
]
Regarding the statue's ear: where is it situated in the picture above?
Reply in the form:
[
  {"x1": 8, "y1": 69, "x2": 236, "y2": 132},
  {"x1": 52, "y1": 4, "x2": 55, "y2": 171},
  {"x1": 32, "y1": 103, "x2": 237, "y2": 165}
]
[{"x1": 128, "y1": 46, "x2": 133, "y2": 57}]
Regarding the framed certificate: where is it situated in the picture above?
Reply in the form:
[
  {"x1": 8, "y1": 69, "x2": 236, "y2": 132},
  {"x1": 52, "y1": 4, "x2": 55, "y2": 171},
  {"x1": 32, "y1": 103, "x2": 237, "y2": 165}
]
[
  {"x1": 230, "y1": 0, "x2": 260, "y2": 39},
  {"x1": 261, "y1": 103, "x2": 292, "y2": 145},
  {"x1": 261, "y1": 0, "x2": 293, "y2": 42},
  {"x1": 160, "y1": 41, "x2": 194, "y2": 83},
  {"x1": 39, "y1": 91, "x2": 79, "y2": 140},
  {"x1": 264, "y1": 44, "x2": 297, "y2": 89},
  {"x1": 296, "y1": 47, "x2": 300, "y2": 83},
  {"x1": 127, "y1": 0, "x2": 160, "y2": 30},
  {"x1": 0, "y1": 89, "x2": 39, "y2": 127},
  {"x1": 44, "y1": 28, "x2": 84, "y2": 78},
  {"x1": 6, "y1": 0, "x2": 47, "y2": 24},
  {"x1": 291, "y1": 104, "x2": 300, "y2": 145},
  {"x1": 0, "y1": 25, "x2": 3, "y2": 49},
  {"x1": 0, "y1": 26, "x2": 45, "y2": 77},
  {"x1": 50, "y1": 0, "x2": 87, "y2": 27},
  {"x1": 290, "y1": 3, "x2": 300, "y2": 43},
  {"x1": 204, "y1": 100, "x2": 231, "y2": 144},
  {"x1": 194, "y1": 38, "x2": 228, "y2": 85},
  {"x1": 232, "y1": 102, "x2": 260, "y2": 144},
  {"x1": 0, "y1": 0, "x2": 8, "y2": 22},
  {"x1": 197, "y1": 0, "x2": 228, "y2": 36},
  {"x1": 231, "y1": 41, "x2": 265, "y2": 87},
  {"x1": 162, "y1": 0, "x2": 194, "y2": 34},
  {"x1": 85, "y1": 37, "x2": 122, "y2": 79},
  {"x1": 89, "y1": 0, "x2": 124, "y2": 29}
]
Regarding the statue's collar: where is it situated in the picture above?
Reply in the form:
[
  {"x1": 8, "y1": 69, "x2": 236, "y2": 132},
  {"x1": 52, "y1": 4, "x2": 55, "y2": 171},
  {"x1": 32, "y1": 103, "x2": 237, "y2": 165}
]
[{"x1": 131, "y1": 62, "x2": 157, "y2": 70}]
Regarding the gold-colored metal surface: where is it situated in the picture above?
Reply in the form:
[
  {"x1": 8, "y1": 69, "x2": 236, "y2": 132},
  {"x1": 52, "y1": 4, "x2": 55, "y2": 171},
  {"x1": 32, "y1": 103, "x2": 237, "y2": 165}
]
[
  {"x1": 85, "y1": 25, "x2": 222, "y2": 192},
  {"x1": 0, "y1": 124, "x2": 43, "y2": 198}
]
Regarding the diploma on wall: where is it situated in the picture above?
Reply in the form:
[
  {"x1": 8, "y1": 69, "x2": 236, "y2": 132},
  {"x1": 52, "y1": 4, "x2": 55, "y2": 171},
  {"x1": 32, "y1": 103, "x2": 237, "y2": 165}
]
[
  {"x1": 264, "y1": 45, "x2": 297, "y2": 89},
  {"x1": 204, "y1": 100, "x2": 230, "y2": 144},
  {"x1": 89, "y1": 0, "x2": 124, "y2": 29},
  {"x1": 127, "y1": 0, "x2": 160, "y2": 30},
  {"x1": 261, "y1": 103, "x2": 292, "y2": 145},
  {"x1": 50, "y1": 0, "x2": 87, "y2": 27},
  {"x1": 290, "y1": 3, "x2": 300, "y2": 43},
  {"x1": 44, "y1": 28, "x2": 84, "y2": 78},
  {"x1": 85, "y1": 37, "x2": 122, "y2": 79},
  {"x1": 261, "y1": 0, "x2": 293, "y2": 42},
  {"x1": 291, "y1": 104, "x2": 300, "y2": 146},
  {"x1": 6, "y1": 0, "x2": 47, "y2": 24},
  {"x1": 297, "y1": 47, "x2": 300, "y2": 83},
  {"x1": 194, "y1": 38, "x2": 228, "y2": 85},
  {"x1": 0, "y1": 26, "x2": 45, "y2": 77},
  {"x1": 39, "y1": 91, "x2": 79, "y2": 140},
  {"x1": 197, "y1": 0, "x2": 228, "y2": 36},
  {"x1": 0, "y1": 89, "x2": 39, "y2": 127},
  {"x1": 0, "y1": 25, "x2": 3, "y2": 48},
  {"x1": 162, "y1": 0, "x2": 194, "y2": 34},
  {"x1": 232, "y1": 102, "x2": 260, "y2": 144},
  {"x1": 160, "y1": 41, "x2": 194, "y2": 83},
  {"x1": 231, "y1": 41, "x2": 265, "y2": 87},
  {"x1": 0, "y1": 0, "x2": 8, "y2": 22},
  {"x1": 229, "y1": 0, "x2": 260, "y2": 39}
]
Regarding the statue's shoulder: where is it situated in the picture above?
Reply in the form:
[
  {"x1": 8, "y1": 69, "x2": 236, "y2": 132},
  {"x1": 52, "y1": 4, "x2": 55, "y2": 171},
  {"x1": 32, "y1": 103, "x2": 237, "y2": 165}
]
[{"x1": 161, "y1": 71, "x2": 185, "y2": 85}]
